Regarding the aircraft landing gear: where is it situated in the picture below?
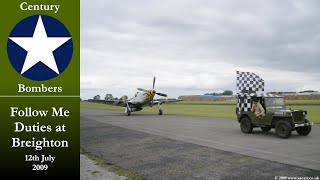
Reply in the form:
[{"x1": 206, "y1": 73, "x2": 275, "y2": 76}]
[
  {"x1": 124, "y1": 107, "x2": 131, "y2": 116},
  {"x1": 125, "y1": 103, "x2": 131, "y2": 116},
  {"x1": 125, "y1": 107, "x2": 131, "y2": 116},
  {"x1": 158, "y1": 102, "x2": 163, "y2": 115}
]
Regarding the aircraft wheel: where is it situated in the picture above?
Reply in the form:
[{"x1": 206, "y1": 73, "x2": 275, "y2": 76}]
[
  {"x1": 158, "y1": 109, "x2": 162, "y2": 115},
  {"x1": 125, "y1": 107, "x2": 131, "y2": 116}
]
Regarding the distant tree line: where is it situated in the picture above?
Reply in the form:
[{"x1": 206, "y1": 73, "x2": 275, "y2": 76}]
[
  {"x1": 270, "y1": 90, "x2": 318, "y2": 94},
  {"x1": 92, "y1": 94, "x2": 119, "y2": 100},
  {"x1": 204, "y1": 90, "x2": 233, "y2": 96},
  {"x1": 270, "y1": 92, "x2": 296, "y2": 94},
  {"x1": 299, "y1": 90, "x2": 318, "y2": 93}
]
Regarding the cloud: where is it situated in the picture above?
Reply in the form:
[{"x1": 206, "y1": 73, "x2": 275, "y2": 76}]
[{"x1": 81, "y1": 0, "x2": 320, "y2": 99}]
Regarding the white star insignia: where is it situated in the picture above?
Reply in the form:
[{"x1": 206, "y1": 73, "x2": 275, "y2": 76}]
[{"x1": 9, "y1": 15, "x2": 71, "y2": 74}]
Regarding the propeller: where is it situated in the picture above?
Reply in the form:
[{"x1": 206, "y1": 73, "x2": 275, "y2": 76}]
[
  {"x1": 136, "y1": 77, "x2": 168, "y2": 107},
  {"x1": 156, "y1": 92, "x2": 167, "y2": 97},
  {"x1": 152, "y1": 76, "x2": 156, "y2": 90},
  {"x1": 121, "y1": 95, "x2": 128, "y2": 102},
  {"x1": 137, "y1": 88, "x2": 147, "y2": 92}
]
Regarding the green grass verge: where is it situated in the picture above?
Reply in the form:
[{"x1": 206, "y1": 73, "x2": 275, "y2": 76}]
[
  {"x1": 175, "y1": 100, "x2": 320, "y2": 106},
  {"x1": 163, "y1": 104, "x2": 237, "y2": 119},
  {"x1": 285, "y1": 99, "x2": 320, "y2": 105},
  {"x1": 81, "y1": 101, "x2": 319, "y2": 124},
  {"x1": 287, "y1": 105, "x2": 320, "y2": 124},
  {"x1": 91, "y1": 170, "x2": 100, "y2": 175},
  {"x1": 175, "y1": 100, "x2": 236, "y2": 105},
  {"x1": 81, "y1": 101, "x2": 121, "y2": 111},
  {"x1": 81, "y1": 148, "x2": 143, "y2": 180}
]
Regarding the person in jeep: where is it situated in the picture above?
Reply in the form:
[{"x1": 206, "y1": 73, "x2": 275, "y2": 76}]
[{"x1": 251, "y1": 98, "x2": 265, "y2": 118}]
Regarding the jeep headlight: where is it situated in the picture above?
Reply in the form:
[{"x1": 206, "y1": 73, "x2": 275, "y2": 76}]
[{"x1": 274, "y1": 112, "x2": 285, "y2": 115}]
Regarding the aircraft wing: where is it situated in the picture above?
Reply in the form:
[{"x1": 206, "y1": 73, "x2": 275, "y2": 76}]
[
  {"x1": 87, "y1": 99, "x2": 126, "y2": 107},
  {"x1": 152, "y1": 99, "x2": 183, "y2": 105}
]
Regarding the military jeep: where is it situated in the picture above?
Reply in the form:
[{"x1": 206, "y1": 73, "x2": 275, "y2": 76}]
[{"x1": 236, "y1": 93, "x2": 313, "y2": 138}]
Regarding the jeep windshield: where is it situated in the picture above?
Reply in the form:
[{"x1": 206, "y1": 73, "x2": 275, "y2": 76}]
[{"x1": 265, "y1": 97, "x2": 285, "y2": 107}]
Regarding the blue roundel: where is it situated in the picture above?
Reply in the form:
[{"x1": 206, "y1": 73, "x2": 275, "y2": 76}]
[{"x1": 7, "y1": 15, "x2": 73, "y2": 81}]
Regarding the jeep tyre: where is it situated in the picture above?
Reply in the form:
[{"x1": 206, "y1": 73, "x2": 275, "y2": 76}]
[
  {"x1": 275, "y1": 120, "x2": 292, "y2": 138},
  {"x1": 296, "y1": 120, "x2": 312, "y2": 136},
  {"x1": 240, "y1": 117, "x2": 253, "y2": 133},
  {"x1": 261, "y1": 127, "x2": 271, "y2": 132}
]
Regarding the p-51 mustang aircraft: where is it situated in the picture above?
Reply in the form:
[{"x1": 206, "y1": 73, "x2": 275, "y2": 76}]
[{"x1": 88, "y1": 77, "x2": 174, "y2": 116}]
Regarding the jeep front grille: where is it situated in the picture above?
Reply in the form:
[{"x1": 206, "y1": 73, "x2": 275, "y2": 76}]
[{"x1": 292, "y1": 111, "x2": 304, "y2": 123}]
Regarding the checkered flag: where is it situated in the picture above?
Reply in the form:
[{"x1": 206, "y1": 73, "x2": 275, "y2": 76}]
[
  {"x1": 236, "y1": 71, "x2": 264, "y2": 93},
  {"x1": 237, "y1": 94, "x2": 252, "y2": 113}
]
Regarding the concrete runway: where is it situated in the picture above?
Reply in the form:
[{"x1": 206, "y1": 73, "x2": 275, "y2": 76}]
[{"x1": 81, "y1": 108, "x2": 320, "y2": 171}]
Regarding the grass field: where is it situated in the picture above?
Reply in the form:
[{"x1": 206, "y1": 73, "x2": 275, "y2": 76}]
[
  {"x1": 81, "y1": 100, "x2": 320, "y2": 124},
  {"x1": 175, "y1": 100, "x2": 320, "y2": 106}
]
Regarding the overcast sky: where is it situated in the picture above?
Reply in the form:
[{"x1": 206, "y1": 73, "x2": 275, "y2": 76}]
[{"x1": 80, "y1": 0, "x2": 320, "y2": 99}]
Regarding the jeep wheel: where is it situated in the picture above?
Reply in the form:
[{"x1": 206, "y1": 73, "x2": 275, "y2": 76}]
[
  {"x1": 275, "y1": 120, "x2": 292, "y2": 139},
  {"x1": 240, "y1": 117, "x2": 253, "y2": 133},
  {"x1": 261, "y1": 127, "x2": 271, "y2": 132},
  {"x1": 296, "y1": 120, "x2": 311, "y2": 136}
]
